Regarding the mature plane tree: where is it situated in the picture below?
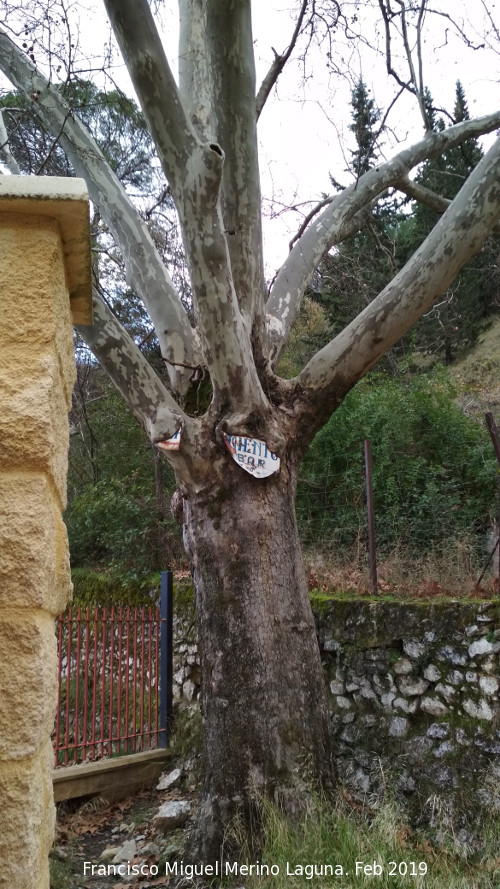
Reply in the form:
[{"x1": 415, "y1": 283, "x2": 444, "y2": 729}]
[{"x1": 2, "y1": 0, "x2": 500, "y2": 861}]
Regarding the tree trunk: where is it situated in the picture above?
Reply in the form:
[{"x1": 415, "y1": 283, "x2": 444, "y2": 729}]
[{"x1": 181, "y1": 462, "x2": 334, "y2": 863}]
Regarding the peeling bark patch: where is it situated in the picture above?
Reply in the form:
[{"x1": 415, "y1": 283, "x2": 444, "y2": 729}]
[{"x1": 223, "y1": 433, "x2": 280, "y2": 477}]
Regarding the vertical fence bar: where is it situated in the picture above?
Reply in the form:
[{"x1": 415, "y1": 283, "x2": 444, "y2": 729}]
[
  {"x1": 91, "y1": 607, "x2": 99, "y2": 759},
  {"x1": 147, "y1": 607, "x2": 153, "y2": 747},
  {"x1": 159, "y1": 570, "x2": 173, "y2": 748},
  {"x1": 139, "y1": 608, "x2": 146, "y2": 751},
  {"x1": 54, "y1": 613, "x2": 64, "y2": 764},
  {"x1": 124, "y1": 607, "x2": 131, "y2": 754},
  {"x1": 82, "y1": 607, "x2": 90, "y2": 762},
  {"x1": 116, "y1": 607, "x2": 123, "y2": 752},
  {"x1": 108, "y1": 606, "x2": 115, "y2": 755},
  {"x1": 132, "y1": 608, "x2": 138, "y2": 753},
  {"x1": 364, "y1": 439, "x2": 378, "y2": 596},
  {"x1": 154, "y1": 604, "x2": 160, "y2": 746},
  {"x1": 63, "y1": 606, "x2": 72, "y2": 766},
  {"x1": 74, "y1": 607, "x2": 82, "y2": 763},
  {"x1": 100, "y1": 607, "x2": 106, "y2": 758}
]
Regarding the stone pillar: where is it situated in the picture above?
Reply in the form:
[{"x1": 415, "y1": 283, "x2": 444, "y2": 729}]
[{"x1": 0, "y1": 177, "x2": 91, "y2": 889}]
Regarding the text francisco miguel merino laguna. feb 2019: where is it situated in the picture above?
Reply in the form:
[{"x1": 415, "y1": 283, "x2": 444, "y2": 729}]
[{"x1": 83, "y1": 858, "x2": 429, "y2": 880}]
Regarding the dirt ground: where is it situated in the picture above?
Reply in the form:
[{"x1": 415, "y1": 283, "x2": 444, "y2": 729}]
[{"x1": 51, "y1": 782, "x2": 195, "y2": 889}]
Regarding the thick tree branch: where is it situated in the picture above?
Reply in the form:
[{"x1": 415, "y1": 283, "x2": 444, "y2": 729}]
[
  {"x1": 288, "y1": 196, "x2": 333, "y2": 252},
  {"x1": 396, "y1": 175, "x2": 450, "y2": 213},
  {"x1": 267, "y1": 111, "x2": 500, "y2": 360},
  {"x1": 102, "y1": 0, "x2": 266, "y2": 411},
  {"x1": 0, "y1": 108, "x2": 21, "y2": 173},
  {"x1": 297, "y1": 135, "x2": 500, "y2": 402},
  {"x1": 0, "y1": 27, "x2": 199, "y2": 395},
  {"x1": 77, "y1": 291, "x2": 187, "y2": 443},
  {"x1": 205, "y1": 0, "x2": 266, "y2": 333},
  {"x1": 102, "y1": 0, "x2": 199, "y2": 205},
  {"x1": 178, "y1": 0, "x2": 215, "y2": 142},
  {"x1": 255, "y1": 0, "x2": 309, "y2": 120}
]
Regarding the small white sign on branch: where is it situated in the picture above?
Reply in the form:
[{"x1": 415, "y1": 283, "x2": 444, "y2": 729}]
[{"x1": 223, "y1": 433, "x2": 280, "y2": 478}]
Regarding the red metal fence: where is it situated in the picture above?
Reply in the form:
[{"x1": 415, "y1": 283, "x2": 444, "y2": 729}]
[{"x1": 53, "y1": 602, "x2": 167, "y2": 767}]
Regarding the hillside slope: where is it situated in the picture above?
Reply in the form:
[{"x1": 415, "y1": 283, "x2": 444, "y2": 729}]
[{"x1": 450, "y1": 316, "x2": 500, "y2": 423}]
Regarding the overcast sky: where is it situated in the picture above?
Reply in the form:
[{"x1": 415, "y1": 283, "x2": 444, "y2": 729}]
[{"x1": 1, "y1": 0, "x2": 499, "y2": 272}]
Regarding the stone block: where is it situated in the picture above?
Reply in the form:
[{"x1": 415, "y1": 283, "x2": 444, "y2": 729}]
[
  {"x1": 0, "y1": 349, "x2": 70, "y2": 504},
  {"x1": 0, "y1": 612, "x2": 58, "y2": 759},
  {"x1": 393, "y1": 657, "x2": 413, "y2": 675},
  {"x1": 421, "y1": 696, "x2": 449, "y2": 717},
  {"x1": 397, "y1": 676, "x2": 430, "y2": 696},
  {"x1": 0, "y1": 217, "x2": 75, "y2": 402},
  {"x1": 479, "y1": 676, "x2": 499, "y2": 695},
  {"x1": 423, "y1": 664, "x2": 441, "y2": 682},
  {"x1": 389, "y1": 716, "x2": 408, "y2": 738},
  {"x1": 462, "y1": 698, "x2": 493, "y2": 721},
  {"x1": 403, "y1": 640, "x2": 426, "y2": 659},
  {"x1": 0, "y1": 741, "x2": 55, "y2": 889},
  {"x1": 0, "y1": 473, "x2": 71, "y2": 614},
  {"x1": 468, "y1": 638, "x2": 494, "y2": 658}
]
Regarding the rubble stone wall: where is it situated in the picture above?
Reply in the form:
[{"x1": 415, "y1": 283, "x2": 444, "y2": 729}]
[{"x1": 173, "y1": 593, "x2": 500, "y2": 842}]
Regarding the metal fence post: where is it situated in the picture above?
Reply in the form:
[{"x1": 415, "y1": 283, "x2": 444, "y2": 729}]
[
  {"x1": 364, "y1": 439, "x2": 378, "y2": 596},
  {"x1": 159, "y1": 570, "x2": 173, "y2": 748}
]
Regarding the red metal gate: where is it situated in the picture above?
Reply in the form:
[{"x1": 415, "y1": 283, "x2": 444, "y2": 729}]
[{"x1": 53, "y1": 601, "x2": 167, "y2": 767}]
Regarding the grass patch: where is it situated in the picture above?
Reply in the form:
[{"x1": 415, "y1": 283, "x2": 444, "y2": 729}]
[
  {"x1": 304, "y1": 537, "x2": 498, "y2": 600},
  {"x1": 238, "y1": 797, "x2": 500, "y2": 889},
  {"x1": 49, "y1": 851, "x2": 76, "y2": 889}
]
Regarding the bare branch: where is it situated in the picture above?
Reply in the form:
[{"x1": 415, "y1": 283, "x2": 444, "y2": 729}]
[
  {"x1": 266, "y1": 111, "x2": 500, "y2": 361},
  {"x1": 267, "y1": 111, "x2": 500, "y2": 361},
  {"x1": 255, "y1": 0, "x2": 309, "y2": 120},
  {"x1": 377, "y1": 0, "x2": 415, "y2": 99},
  {"x1": 393, "y1": 0, "x2": 429, "y2": 129},
  {"x1": 396, "y1": 175, "x2": 450, "y2": 213},
  {"x1": 297, "y1": 134, "x2": 500, "y2": 401},
  {"x1": 288, "y1": 196, "x2": 333, "y2": 252},
  {"x1": 416, "y1": 0, "x2": 427, "y2": 104}
]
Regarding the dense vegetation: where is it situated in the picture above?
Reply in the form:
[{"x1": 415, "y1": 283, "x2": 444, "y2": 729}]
[
  {"x1": 296, "y1": 370, "x2": 496, "y2": 554},
  {"x1": 66, "y1": 360, "x2": 498, "y2": 589}
]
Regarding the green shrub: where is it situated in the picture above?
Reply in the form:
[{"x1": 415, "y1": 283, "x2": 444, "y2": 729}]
[
  {"x1": 70, "y1": 567, "x2": 160, "y2": 608},
  {"x1": 296, "y1": 370, "x2": 496, "y2": 554}
]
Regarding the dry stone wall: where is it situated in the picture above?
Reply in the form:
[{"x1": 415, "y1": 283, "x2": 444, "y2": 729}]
[
  {"x1": 318, "y1": 597, "x2": 500, "y2": 845},
  {"x1": 173, "y1": 592, "x2": 499, "y2": 844}
]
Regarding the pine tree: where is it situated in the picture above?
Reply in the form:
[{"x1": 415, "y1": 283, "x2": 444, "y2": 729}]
[
  {"x1": 348, "y1": 79, "x2": 380, "y2": 178},
  {"x1": 400, "y1": 83, "x2": 497, "y2": 360},
  {"x1": 316, "y1": 81, "x2": 403, "y2": 368}
]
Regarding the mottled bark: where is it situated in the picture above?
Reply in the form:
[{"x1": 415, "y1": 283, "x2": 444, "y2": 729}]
[
  {"x1": 76, "y1": 294, "x2": 186, "y2": 443},
  {"x1": 181, "y1": 454, "x2": 333, "y2": 862}
]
